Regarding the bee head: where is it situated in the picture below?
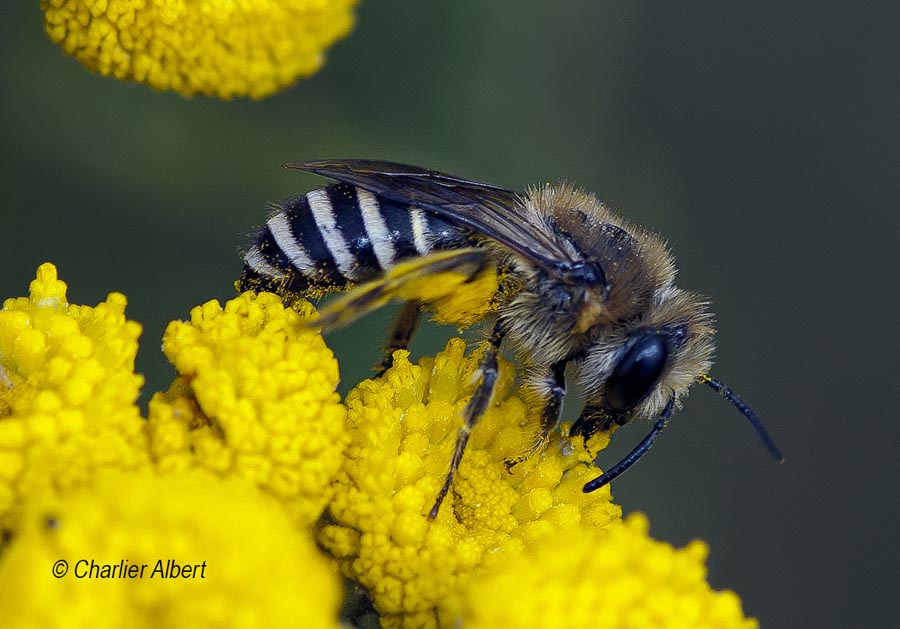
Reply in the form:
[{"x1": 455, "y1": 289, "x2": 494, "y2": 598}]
[
  {"x1": 576, "y1": 287, "x2": 715, "y2": 427},
  {"x1": 574, "y1": 286, "x2": 783, "y2": 491}
]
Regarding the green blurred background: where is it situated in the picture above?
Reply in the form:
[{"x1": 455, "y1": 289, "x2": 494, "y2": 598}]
[{"x1": 2, "y1": 3, "x2": 897, "y2": 627}]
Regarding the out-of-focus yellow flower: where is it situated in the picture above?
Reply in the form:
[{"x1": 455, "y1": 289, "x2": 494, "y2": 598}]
[
  {"x1": 453, "y1": 513, "x2": 758, "y2": 629},
  {"x1": 0, "y1": 263, "x2": 148, "y2": 530},
  {"x1": 147, "y1": 291, "x2": 347, "y2": 527},
  {"x1": 0, "y1": 468, "x2": 342, "y2": 629},
  {"x1": 40, "y1": 0, "x2": 358, "y2": 99},
  {"x1": 318, "y1": 338, "x2": 622, "y2": 628}
]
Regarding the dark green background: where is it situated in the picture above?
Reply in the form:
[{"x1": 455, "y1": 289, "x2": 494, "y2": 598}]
[{"x1": 2, "y1": 3, "x2": 896, "y2": 628}]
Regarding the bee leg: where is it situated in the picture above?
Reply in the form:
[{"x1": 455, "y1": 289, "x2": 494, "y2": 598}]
[
  {"x1": 375, "y1": 301, "x2": 421, "y2": 376},
  {"x1": 504, "y1": 359, "x2": 568, "y2": 471},
  {"x1": 582, "y1": 398, "x2": 675, "y2": 492},
  {"x1": 428, "y1": 322, "x2": 506, "y2": 520}
]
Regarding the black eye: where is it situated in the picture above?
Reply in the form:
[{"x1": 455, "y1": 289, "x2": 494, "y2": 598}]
[{"x1": 605, "y1": 334, "x2": 669, "y2": 411}]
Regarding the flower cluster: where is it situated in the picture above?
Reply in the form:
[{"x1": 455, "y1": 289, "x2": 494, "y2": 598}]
[
  {"x1": 320, "y1": 339, "x2": 622, "y2": 627},
  {"x1": 0, "y1": 468, "x2": 342, "y2": 628},
  {"x1": 40, "y1": 0, "x2": 358, "y2": 98},
  {"x1": 0, "y1": 264, "x2": 758, "y2": 628},
  {"x1": 0, "y1": 263, "x2": 148, "y2": 531},
  {"x1": 0, "y1": 265, "x2": 345, "y2": 625},
  {"x1": 454, "y1": 513, "x2": 758, "y2": 629},
  {"x1": 147, "y1": 291, "x2": 347, "y2": 527}
]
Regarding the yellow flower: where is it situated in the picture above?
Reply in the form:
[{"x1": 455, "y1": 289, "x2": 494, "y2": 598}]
[
  {"x1": 453, "y1": 513, "x2": 758, "y2": 629},
  {"x1": 147, "y1": 291, "x2": 347, "y2": 527},
  {"x1": 0, "y1": 468, "x2": 342, "y2": 629},
  {"x1": 40, "y1": 0, "x2": 358, "y2": 99},
  {"x1": 0, "y1": 263, "x2": 148, "y2": 530},
  {"x1": 0, "y1": 264, "x2": 761, "y2": 628},
  {"x1": 318, "y1": 338, "x2": 621, "y2": 628}
]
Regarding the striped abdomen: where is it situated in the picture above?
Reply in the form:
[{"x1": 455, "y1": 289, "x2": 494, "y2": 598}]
[{"x1": 240, "y1": 183, "x2": 470, "y2": 294}]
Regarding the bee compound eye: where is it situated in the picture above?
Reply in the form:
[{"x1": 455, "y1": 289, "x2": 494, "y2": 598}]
[{"x1": 605, "y1": 334, "x2": 669, "y2": 411}]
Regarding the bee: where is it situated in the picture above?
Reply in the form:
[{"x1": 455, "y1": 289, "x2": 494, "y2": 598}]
[{"x1": 239, "y1": 159, "x2": 783, "y2": 519}]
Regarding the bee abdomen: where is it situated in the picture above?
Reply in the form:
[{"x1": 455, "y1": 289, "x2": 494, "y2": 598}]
[{"x1": 239, "y1": 183, "x2": 468, "y2": 294}]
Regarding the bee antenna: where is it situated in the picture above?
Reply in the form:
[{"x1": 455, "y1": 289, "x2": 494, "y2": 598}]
[{"x1": 700, "y1": 375, "x2": 785, "y2": 463}]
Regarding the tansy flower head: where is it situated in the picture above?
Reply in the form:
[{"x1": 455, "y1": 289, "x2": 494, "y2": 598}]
[
  {"x1": 0, "y1": 265, "x2": 763, "y2": 627},
  {"x1": 0, "y1": 263, "x2": 148, "y2": 530},
  {"x1": 147, "y1": 291, "x2": 347, "y2": 527},
  {"x1": 453, "y1": 513, "x2": 758, "y2": 629},
  {"x1": 318, "y1": 338, "x2": 621, "y2": 628},
  {"x1": 40, "y1": 0, "x2": 358, "y2": 99},
  {"x1": 0, "y1": 468, "x2": 343, "y2": 628}
]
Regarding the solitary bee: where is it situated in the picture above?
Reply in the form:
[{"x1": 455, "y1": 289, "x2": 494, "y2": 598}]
[{"x1": 239, "y1": 160, "x2": 783, "y2": 518}]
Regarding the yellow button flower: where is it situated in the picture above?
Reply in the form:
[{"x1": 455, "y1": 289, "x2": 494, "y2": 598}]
[
  {"x1": 0, "y1": 263, "x2": 148, "y2": 530},
  {"x1": 40, "y1": 0, "x2": 358, "y2": 99},
  {"x1": 0, "y1": 468, "x2": 342, "y2": 629},
  {"x1": 0, "y1": 264, "x2": 763, "y2": 627},
  {"x1": 453, "y1": 513, "x2": 758, "y2": 629},
  {"x1": 318, "y1": 338, "x2": 622, "y2": 628},
  {"x1": 147, "y1": 291, "x2": 347, "y2": 527}
]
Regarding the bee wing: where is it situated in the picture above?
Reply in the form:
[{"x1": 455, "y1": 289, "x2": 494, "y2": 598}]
[
  {"x1": 312, "y1": 247, "x2": 492, "y2": 332},
  {"x1": 283, "y1": 159, "x2": 579, "y2": 274}
]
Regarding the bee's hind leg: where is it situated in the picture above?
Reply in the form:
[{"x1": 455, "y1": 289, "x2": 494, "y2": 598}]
[
  {"x1": 504, "y1": 359, "x2": 567, "y2": 471},
  {"x1": 375, "y1": 301, "x2": 421, "y2": 376},
  {"x1": 428, "y1": 321, "x2": 506, "y2": 519}
]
